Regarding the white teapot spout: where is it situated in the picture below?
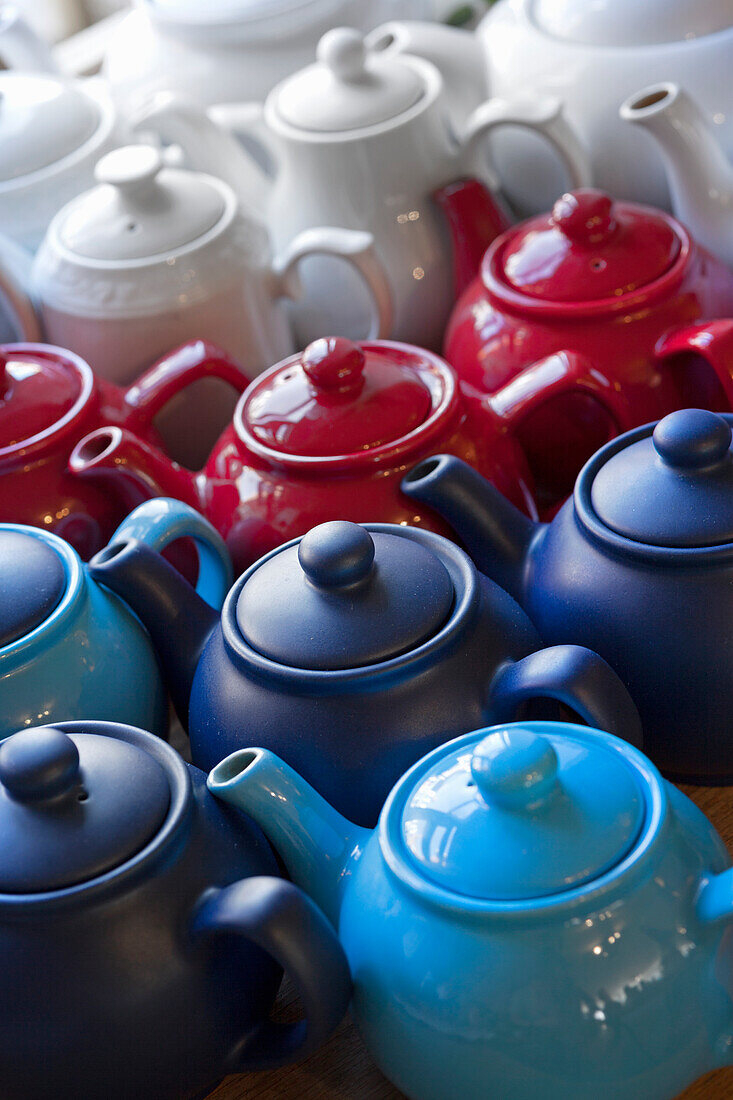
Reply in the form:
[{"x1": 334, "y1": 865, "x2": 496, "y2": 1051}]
[{"x1": 620, "y1": 83, "x2": 733, "y2": 264}]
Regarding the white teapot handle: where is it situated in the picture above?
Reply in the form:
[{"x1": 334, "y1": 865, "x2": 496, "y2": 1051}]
[
  {"x1": 0, "y1": 236, "x2": 41, "y2": 342},
  {"x1": 0, "y1": 5, "x2": 57, "y2": 72},
  {"x1": 459, "y1": 94, "x2": 591, "y2": 193},
  {"x1": 272, "y1": 228, "x2": 394, "y2": 341}
]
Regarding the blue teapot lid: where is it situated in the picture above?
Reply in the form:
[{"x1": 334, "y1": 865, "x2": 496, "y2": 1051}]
[
  {"x1": 0, "y1": 726, "x2": 170, "y2": 892},
  {"x1": 400, "y1": 723, "x2": 645, "y2": 900},
  {"x1": 0, "y1": 530, "x2": 67, "y2": 648},
  {"x1": 590, "y1": 409, "x2": 733, "y2": 548},
  {"x1": 236, "y1": 520, "x2": 454, "y2": 670}
]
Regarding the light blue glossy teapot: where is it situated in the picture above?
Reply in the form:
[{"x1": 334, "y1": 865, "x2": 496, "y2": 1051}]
[{"x1": 209, "y1": 720, "x2": 733, "y2": 1100}]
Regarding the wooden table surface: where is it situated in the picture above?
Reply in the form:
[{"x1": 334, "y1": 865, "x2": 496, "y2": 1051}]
[{"x1": 203, "y1": 781, "x2": 733, "y2": 1100}]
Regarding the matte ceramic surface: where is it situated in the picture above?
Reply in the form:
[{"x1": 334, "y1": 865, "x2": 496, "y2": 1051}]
[
  {"x1": 0, "y1": 720, "x2": 350, "y2": 1100},
  {"x1": 69, "y1": 337, "x2": 537, "y2": 573},
  {"x1": 477, "y1": 0, "x2": 733, "y2": 213},
  {"x1": 210, "y1": 720, "x2": 733, "y2": 1100},
  {"x1": 402, "y1": 411, "x2": 733, "y2": 781},
  {"x1": 444, "y1": 190, "x2": 733, "y2": 509},
  {"x1": 0, "y1": 496, "x2": 231, "y2": 741},
  {"x1": 89, "y1": 517, "x2": 641, "y2": 827},
  {"x1": 0, "y1": 340, "x2": 251, "y2": 559}
]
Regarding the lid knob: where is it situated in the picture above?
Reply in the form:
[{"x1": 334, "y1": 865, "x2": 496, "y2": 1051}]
[
  {"x1": 94, "y1": 144, "x2": 164, "y2": 201},
  {"x1": 298, "y1": 521, "x2": 375, "y2": 589},
  {"x1": 470, "y1": 728, "x2": 559, "y2": 810},
  {"x1": 653, "y1": 409, "x2": 732, "y2": 470},
  {"x1": 0, "y1": 727, "x2": 80, "y2": 803},
  {"x1": 552, "y1": 189, "x2": 616, "y2": 246},
  {"x1": 302, "y1": 337, "x2": 366, "y2": 395},
  {"x1": 317, "y1": 27, "x2": 368, "y2": 82}
]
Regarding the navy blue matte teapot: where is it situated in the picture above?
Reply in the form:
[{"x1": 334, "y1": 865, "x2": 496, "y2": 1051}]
[
  {"x1": 0, "y1": 721, "x2": 350, "y2": 1100},
  {"x1": 90, "y1": 513, "x2": 641, "y2": 826},
  {"x1": 403, "y1": 409, "x2": 733, "y2": 782}
]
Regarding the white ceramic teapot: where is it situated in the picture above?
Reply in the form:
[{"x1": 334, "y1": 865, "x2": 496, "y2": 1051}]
[
  {"x1": 138, "y1": 26, "x2": 589, "y2": 348},
  {"x1": 0, "y1": 145, "x2": 390, "y2": 465},
  {"x1": 476, "y1": 0, "x2": 733, "y2": 212}
]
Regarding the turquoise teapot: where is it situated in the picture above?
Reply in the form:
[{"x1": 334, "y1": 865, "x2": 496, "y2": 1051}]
[
  {"x1": 0, "y1": 498, "x2": 231, "y2": 739},
  {"x1": 209, "y1": 720, "x2": 733, "y2": 1100}
]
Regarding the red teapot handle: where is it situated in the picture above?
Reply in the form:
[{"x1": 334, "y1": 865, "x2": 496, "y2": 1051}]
[
  {"x1": 655, "y1": 320, "x2": 733, "y2": 408},
  {"x1": 191, "y1": 876, "x2": 351, "y2": 1070},
  {"x1": 122, "y1": 340, "x2": 252, "y2": 431}
]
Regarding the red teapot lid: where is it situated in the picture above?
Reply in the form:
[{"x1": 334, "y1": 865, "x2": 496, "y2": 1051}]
[
  {"x1": 490, "y1": 190, "x2": 682, "y2": 308},
  {"x1": 0, "y1": 345, "x2": 92, "y2": 457},
  {"x1": 237, "y1": 337, "x2": 446, "y2": 465}
]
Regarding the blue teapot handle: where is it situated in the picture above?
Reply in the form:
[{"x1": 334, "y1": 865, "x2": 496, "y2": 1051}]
[
  {"x1": 106, "y1": 498, "x2": 232, "y2": 609},
  {"x1": 489, "y1": 645, "x2": 643, "y2": 749},
  {"x1": 191, "y1": 876, "x2": 351, "y2": 1070}
]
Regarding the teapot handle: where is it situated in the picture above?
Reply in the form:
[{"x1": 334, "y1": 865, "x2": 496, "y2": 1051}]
[
  {"x1": 488, "y1": 644, "x2": 643, "y2": 749},
  {"x1": 459, "y1": 95, "x2": 591, "y2": 192},
  {"x1": 0, "y1": 240, "x2": 42, "y2": 342},
  {"x1": 0, "y1": 6, "x2": 57, "y2": 72},
  {"x1": 272, "y1": 228, "x2": 394, "y2": 340},
  {"x1": 121, "y1": 340, "x2": 251, "y2": 434},
  {"x1": 191, "y1": 876, "x2": 351, "y2": 1070},
  {"x1": 106, "y1": 498, "x2": 232, "y2": 609},
  {"x1": 655, "y1": 320, "x2": 733, "y2": 408}
]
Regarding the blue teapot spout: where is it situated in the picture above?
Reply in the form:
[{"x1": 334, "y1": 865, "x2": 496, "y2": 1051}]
[
  {"x1": 402, "y1": 454, "x2": 540, "y2": 602},
  {"x1": 208, "y1": 748, "x2": 370, "y2": 929}
]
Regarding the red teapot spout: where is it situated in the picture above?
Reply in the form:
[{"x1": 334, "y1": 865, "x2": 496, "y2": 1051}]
[
  {"x1": 69, "y1": 426, "x2": 201, "y2": 514},
  {"x1": 433, "y1": 178, "x2": 511, "y2": 300}
]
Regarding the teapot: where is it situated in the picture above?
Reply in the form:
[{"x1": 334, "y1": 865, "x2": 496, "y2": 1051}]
[
  {"x1": 444, "y1": 188, "x2": 733, "y2": 508},
  {"x1": 69, "y1": 336, "x2": 538, "y2": 573},
  {"x1": 621, "y1": 82, "x2": 733, "y2": 271},
  {"x1": 0, "y1": 144, "x2": 390, "y2": 467},
  {"x1": 0, "y1": 720, "x2": 349, "y2": 1099},
  {"x1": 476, "y1": 0, "x2": 733, "y2": 213},
  {"x1": 135, "y1": 26, "x2": 589, "y2": 349},
  {"x1": 0, "y1": 495, "x2": 231, "y2": 742},
  {"x1": 209, "y1": 719, "x2": 733, "y2": 1100},
  {"x1": 403, "y1": 409, "x2": 733, "y2": 782},
  {"x1": 88, "y1": 515, "x2": 641, "y2": 826},
  {"x1": 0, "y1": 339, "x2": 252, "y2": 558}
]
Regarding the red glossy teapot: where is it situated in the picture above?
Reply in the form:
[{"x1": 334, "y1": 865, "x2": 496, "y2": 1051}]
[
  {"x1": 445, "y1": 188, "x2": 733, "y2": 508},
  {"x1": 69, "y1": 337, "x2": 538, "y2": 573},
  {"x1": 1, "y1": 340, "x2": 249, "y2": 558}
]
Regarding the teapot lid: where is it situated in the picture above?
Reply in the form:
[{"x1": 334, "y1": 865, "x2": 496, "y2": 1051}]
[
  {"x1": 236, "y1": 521, "x2": 454, "y2": 670},
  {"x1": 0, "y1": 531, "x2": 67, "y2": 648},
  {"x1": 590, "y1": 409, "x2": 733, "y2": 548},
  {"x1": 0, "y1": 345, "x2": 88, "y2": 454},
  {"x1": 0, "y1": 726, "x2": 170, "y2": 892},
  {"x1": 272, "y1": 27, "x2": 424, "y2": 132},
  {"x1": 0, "y1": 73, "x2": 100, "y2": 183},
  {"x1": 55, "y1": 145, "x2": 227, "y2": 262},
  {"x1": 494, "y1": 190, "x2": 680, "y2": 306},
  {"x1": 400, "y1": 723, "x2": 645, "y2": 901},
  {"x1": 240, "y1": 337, "x2": 434, "y2": 458},
  {"x1": 531, "y1": 0, "x2": 732, "y2": 47}
]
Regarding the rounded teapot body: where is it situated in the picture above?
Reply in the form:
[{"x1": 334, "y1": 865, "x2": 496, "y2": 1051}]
[
  {"x1": 340, "y1": 779, "x2": 731, "y2": 1099},
  {"x1": 479, "y1": 0, "x2": 733, "y2": 211}
]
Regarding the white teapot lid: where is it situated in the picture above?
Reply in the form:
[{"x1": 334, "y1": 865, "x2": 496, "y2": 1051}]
[
  {"x1": 55, "y1": 145, "x2": 228, "y2": 262},
  {"x1": 0, "y1": 73, "x2": 100, "y2": 183},
  {"x1": 272, "y1": 26, "x2": 424, "y2": 132},
  {"x1": 531, "y1": 0, "x2": 732, "y2": 46}
]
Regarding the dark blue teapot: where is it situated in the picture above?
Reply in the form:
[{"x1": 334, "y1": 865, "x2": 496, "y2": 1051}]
[
  {"x1": 402, "y1": 408, "x2": 733, "y2": 782},
  {"x1": 0, "y1": 721, "x2": 349, "y2": 1100},
  {"x1": 90, "y1": 512, "x2": 641, "y2": 826}
]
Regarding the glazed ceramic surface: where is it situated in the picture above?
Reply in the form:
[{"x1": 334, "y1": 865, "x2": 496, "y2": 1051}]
[
  {"x1": 69, "y1": 337, "x2": 537, "y2": 573},
  {"x1": 403, "y1": 409, "x2": 733, "y2": 781},
  {"x1": 211, "y1": 719, "x2": 733, "y2": 1100},
  {"x1": 445, "y1": 189, "x2": 733, "y2": 508},
  {"x1": 0, "y1": 720, "x2": 349, "y2": 1099},
  {"x1": 89, "y1": 515, "x2": 641, "y2": 826},
  {"x1": 478, "y1": 0, "x2": 733, "y2": 212},
  {"x1": 0, "y1": 340, "x2": 251, "y2": 558},
  {"x1": 0, "y1": 496, "x2": 231, "y2": 742}
]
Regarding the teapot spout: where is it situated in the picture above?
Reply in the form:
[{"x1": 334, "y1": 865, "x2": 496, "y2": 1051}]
[
  {"x1": 402, "y1": 453, "x2": 539, "y2": 602},
  {"x1": 433, "y1": 179, "x2": 510, "y2": 299},
  {"x1": 208, "y1": 748, "x2": 369, "y2": 929},
  {"x1": 620, "y1": 84, "x2": 733, "y2": 263}
]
